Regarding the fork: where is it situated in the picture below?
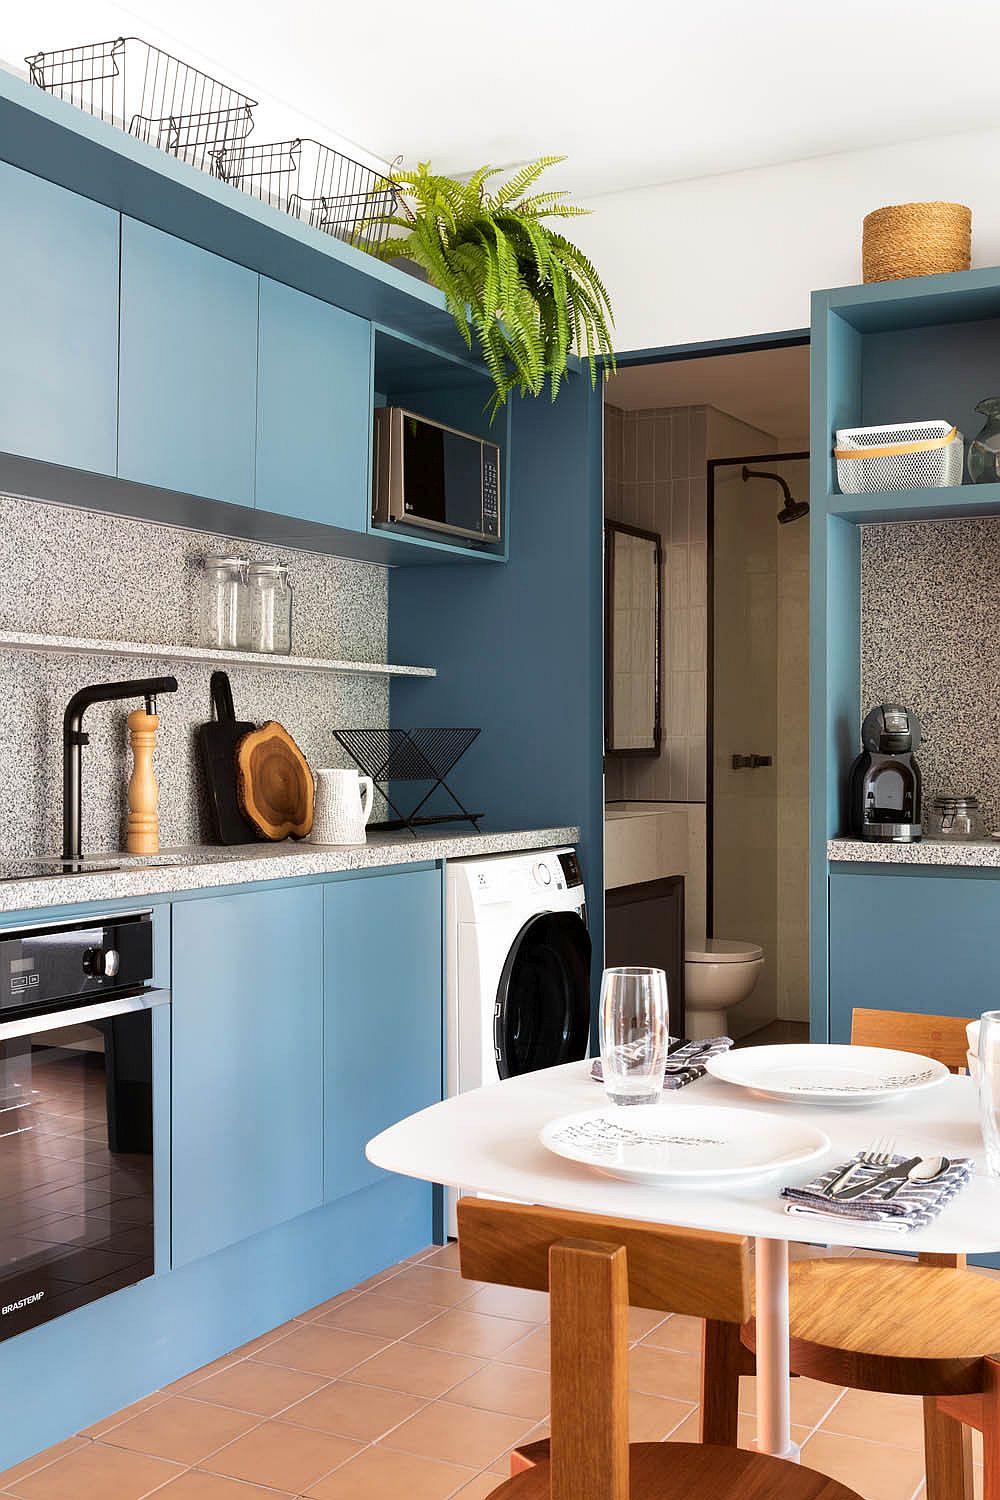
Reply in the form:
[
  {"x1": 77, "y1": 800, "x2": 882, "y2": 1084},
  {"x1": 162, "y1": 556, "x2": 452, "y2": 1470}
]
[{"x1": 826, "y1": 1135, "x2": 897, "y2": 1197}]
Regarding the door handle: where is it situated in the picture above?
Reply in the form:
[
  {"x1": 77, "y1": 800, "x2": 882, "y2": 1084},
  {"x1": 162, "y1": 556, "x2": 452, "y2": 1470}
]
[{"x1": 731, "y1": 753, "x2": 773, "y2": 770}]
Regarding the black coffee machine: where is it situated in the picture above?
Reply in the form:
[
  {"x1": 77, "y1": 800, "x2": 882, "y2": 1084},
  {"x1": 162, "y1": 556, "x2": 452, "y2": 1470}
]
[{"x1": 848, "y1": 704, "x2": 923, "y2": 842}]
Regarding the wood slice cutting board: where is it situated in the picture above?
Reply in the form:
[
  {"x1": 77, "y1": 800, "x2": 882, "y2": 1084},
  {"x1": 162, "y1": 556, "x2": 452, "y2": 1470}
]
[{"x1": 235, "y1": 721, "x2": 314, "y2": 840}]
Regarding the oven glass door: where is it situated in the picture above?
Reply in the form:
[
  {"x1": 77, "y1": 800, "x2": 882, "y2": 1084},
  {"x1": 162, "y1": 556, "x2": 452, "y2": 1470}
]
[{"x1": 0, "y1": 1008, "x2": 154, "y2": 1341}]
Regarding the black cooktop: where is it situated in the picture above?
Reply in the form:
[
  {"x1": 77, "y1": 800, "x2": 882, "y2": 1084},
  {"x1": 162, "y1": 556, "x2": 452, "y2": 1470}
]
[{"x1": 0, "y1": 861, "x2": 123, "y2": 882}]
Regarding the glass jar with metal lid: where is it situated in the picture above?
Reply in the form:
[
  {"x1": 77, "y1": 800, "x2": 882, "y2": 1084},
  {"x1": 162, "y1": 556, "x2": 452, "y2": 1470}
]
[
  {"x1": 927, "y1": 794, "x2": 984, "y2": 841},
  {"x1": 201, "y1": 556, "x2": 249, "y2": 650},
  {"x1": 248, "y1": 562, "x2": 293, "y2": 654}
]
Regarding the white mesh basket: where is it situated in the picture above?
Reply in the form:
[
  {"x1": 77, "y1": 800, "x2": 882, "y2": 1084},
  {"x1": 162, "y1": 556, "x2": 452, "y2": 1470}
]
[{"x1": 834, "y1": 420, "x2": 964, "y2": 494}]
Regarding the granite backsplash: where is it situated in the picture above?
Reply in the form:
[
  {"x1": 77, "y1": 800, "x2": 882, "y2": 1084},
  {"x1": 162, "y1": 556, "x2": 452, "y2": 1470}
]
[
  {"x1": 0, "y1": 493, "x2": 391, "y2": 856},
  {"x1": 860, "y1": 516, "x2": 1000, "y2": 833}
]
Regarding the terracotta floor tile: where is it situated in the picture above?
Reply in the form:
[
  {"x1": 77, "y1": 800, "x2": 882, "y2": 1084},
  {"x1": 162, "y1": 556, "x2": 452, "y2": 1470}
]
[
  {"x1": 739, "y1": 1374, "x2": 845, "y2": 1427},
  {"x1": 382, "y1": 1265, "x2": 480, "y2": 1307},
  {"x1": 628, "y1": 1347, "x2": 701, "y2": 1402},
  {"x1": 819, "y1": 1388, "x2": 926, "y2": 1451},
  {"x1": 627, "y1": 1307, "x2": 667, "y2": 1341},
  {"x1": 296, "y1": 1290, "x2": 363, "y2": 1323},
  {"x1": 163, "y1": 1354, "x2": 243, "y2": 1395},
  {"x1": 232, "y1": 1320, "x2": 301, "y2": 1357},
  {"x1": 496, "y1": 1327, "x2": 550, "y2": 1372},
  {"x1": 410, "y1": 1309, "x2": 536, "y2": 1359},
  {"x1": 183, "y1": 1360, "x2": 327, "y2": 1416},
  {"x1": 280, "y1": 1380, "x2": 427, "y2": 1441},
  {"x1": 736, "y1": 1414, "x2": 812, "y2": 1451},
  {"x1": 200, "y1": 1419, "x2": 360, "y2": 1492},
  {"x1": 81, "y1": 1394, "x2": 167, "y2": 1439},
  {"x1": 0, "y1": 1437, "x2": 88, "y2": 1489},
  {"x1": 382, "y1": 1399, "x2": 536, "y2": 1470},
  {"x1": 665, "y1": 1409, "x2": 701, "y2": 1444},
  {"x1": 250, "y1": 1323, "x2": 387, "y2": 1378},
  {"x1": 319, "y1": 1290, "x2": 447, "y2": 1339},
  {"x1": 451, "y1": 1474, "x2": 505, "y2": 1498},
  {"x1": 306, "y1": 1443, "x2": 477, "y2": 1499},
  {"x1": 641, "y1": 1313, "x2": 703, "y2": 1353},
  {"x1": 346, "y1": 1342, "x2": 485, "y2": 1399},
  {"x1": 6, "y1": 1441, "x2": 183, "y2": 1500},
  {"x1": 421, "y1": 1242, "x2": 463, "y2": 1270},
  {"x1": 487, "y1": 1420, "x2": 549, "y2": 1475},
  {"x1": 628, "y1": 1393, "x2": 696, "y2": 1441},
  {"x1": 153, "y1": 1474, "x2": 296, "y2": 1499},
  {"x1": 447, "y1": 1363, "x2": 550, "y2": 1421},
  {"x1": 98, "y1": 1396, "x2": 259, "y2": 1465},
  {"x1": 801, "y1": 1430, "x2": 927, "y2": 1500},
  {"x1": 461, "y1": 1285, "x2": 550, "y2": 1323}
]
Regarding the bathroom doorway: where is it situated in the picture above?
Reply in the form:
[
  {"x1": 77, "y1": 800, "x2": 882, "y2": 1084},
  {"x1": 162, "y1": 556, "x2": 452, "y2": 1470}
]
[{"x1": 602, "y1": 337, "x2": 810, "y2": 1043}]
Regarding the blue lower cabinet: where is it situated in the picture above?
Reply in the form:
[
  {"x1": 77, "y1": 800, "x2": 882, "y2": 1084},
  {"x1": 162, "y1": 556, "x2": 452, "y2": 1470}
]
[
  {"x1": 256, "y1": 277, "x2": 372, "y2": 529},
  {"x1": 171, "y1": 885, "x2": 325, "y2": 1267},
  {"x1": 118, "y1": 217, "x2": 258, "y2": 505},
  {"x1": 324, "y1": 868, "x2": 443, "y2": 1203},
  {"x1": 0, "y1": 160, "x2": 119, "y2": 474},
  {"x1": 829, "y1": 868, "x2": 1000, "y2": 1040}
]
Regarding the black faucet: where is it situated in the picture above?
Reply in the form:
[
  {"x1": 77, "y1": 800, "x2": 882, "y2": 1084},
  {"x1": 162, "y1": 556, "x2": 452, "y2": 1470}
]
[{"x1": 62, "y1": 677, "x2": 179, "y2": 860}]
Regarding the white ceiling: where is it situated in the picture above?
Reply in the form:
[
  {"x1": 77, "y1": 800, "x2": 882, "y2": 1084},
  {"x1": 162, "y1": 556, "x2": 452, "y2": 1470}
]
[
  {"x1": 7, "y1": 0, "x2": 1000, "y2": 197},
  {"x1": 608, "y1": 344, "x2": 810, "y2": 448}
]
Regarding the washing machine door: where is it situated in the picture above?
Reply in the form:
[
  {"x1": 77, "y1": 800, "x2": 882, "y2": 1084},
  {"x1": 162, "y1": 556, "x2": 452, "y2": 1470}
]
[{"x1": 494, "y1": 912, "x2": 591, "y2": 1080}]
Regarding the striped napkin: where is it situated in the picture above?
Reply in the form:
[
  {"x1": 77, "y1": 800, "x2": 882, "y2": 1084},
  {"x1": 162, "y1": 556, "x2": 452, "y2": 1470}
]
[
  {"x1": 782, "y1": 1153, "x2": 974, "y2": 1232},
  {"x1": 591, "y1": 1036, "x2": 733, "y2": 1091}
]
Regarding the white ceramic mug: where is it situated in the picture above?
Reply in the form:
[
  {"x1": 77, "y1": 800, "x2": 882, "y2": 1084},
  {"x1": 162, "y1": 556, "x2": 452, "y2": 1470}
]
[{"x1": 311, "y1": 768, "x2": 374, "y2": 845}]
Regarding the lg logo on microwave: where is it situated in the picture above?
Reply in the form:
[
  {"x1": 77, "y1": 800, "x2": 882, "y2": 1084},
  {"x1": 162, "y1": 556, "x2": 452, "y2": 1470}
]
[{"x1": 1, "y1": 1291, "x2": 44, "y2": 1317}]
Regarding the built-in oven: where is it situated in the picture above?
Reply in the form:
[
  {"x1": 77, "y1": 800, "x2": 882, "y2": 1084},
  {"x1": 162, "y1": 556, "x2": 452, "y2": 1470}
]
[{"x1": 0, "y1": 910, "x2": 163, "y2": 1342}]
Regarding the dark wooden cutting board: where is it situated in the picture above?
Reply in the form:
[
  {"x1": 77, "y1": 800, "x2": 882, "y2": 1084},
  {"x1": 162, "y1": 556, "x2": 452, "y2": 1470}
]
[{"x1": 198, "y1": 671, "x2": 257, "y2": 844}]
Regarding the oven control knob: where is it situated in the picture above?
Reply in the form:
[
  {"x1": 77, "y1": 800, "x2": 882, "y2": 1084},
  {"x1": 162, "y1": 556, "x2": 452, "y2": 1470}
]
[
  {"x1": 83, "y1": 947, "x2": 120, "y2": 978},
  {"x1": 534, "y1": 862, "x2": 552, "y2": 886}
]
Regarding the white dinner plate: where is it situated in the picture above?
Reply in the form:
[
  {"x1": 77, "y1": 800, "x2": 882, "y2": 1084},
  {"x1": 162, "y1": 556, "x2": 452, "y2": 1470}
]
[
  {"x1": 539, "y1": 1103, "x2": 830, "y2": 1186},
  {"x1": 704, "y1": 1043, "x2": 950, "y2": 1104}
]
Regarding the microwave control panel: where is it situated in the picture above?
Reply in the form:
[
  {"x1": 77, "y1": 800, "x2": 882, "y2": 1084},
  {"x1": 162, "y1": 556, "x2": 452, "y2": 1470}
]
[{"x1": 482, "y1": 445, "x2": 501, "y2": 537}]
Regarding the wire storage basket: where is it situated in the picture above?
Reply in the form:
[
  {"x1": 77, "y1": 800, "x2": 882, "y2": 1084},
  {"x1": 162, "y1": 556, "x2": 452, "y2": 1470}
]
[
  {"x1": 215, "y1": 138, "x2": 398, "y2": 251},
  {"x1": 834, "y1": 420, "x2": 965, "y2": 494},
  {"x1": 25, "y1": 37, "x2": 256, "y2": 170}
]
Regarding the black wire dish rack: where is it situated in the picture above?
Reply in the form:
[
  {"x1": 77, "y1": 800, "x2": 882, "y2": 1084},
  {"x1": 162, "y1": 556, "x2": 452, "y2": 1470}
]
[
  {"x1": 334, "y1": 730, "x2": 482, "y2": 836},
  {"x1": 25, "y1": 37, "x2": 256, "y2": 170},
  {"x1": 213, "y1": 139, "x2": 399, "y2": 253}
]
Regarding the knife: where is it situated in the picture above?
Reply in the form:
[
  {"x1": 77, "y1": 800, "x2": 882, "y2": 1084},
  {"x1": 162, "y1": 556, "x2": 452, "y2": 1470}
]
[{"x1": 831, "y1": 1156, "x2": 922, "y2": 1201}]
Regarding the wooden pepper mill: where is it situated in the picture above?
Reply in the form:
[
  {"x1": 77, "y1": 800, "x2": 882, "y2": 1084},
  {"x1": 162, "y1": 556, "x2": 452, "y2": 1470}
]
[{"x1": 127, "y1": 696, "x2": 163, "y2": 854}]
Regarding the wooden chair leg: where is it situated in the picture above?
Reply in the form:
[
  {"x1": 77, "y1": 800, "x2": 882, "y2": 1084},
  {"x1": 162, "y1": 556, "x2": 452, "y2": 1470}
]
[
  {"x1": 549, "y1": 1237, "x2": 630, "y2": 1500},
  {"x1": 923, "y1": 1398, "x2": 974, "y2": 1500},
  {"x1": 701, "y1": 1318, "x2": 747, "y2": 1446},
  {"x1": 985, "y1": 1358, "x2": 1000, "y2": 1500}
]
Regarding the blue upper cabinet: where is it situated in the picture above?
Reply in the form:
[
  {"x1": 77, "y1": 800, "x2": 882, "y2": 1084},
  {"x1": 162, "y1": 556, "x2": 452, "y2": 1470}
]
[
  {"x1": 0, "y1": 160, "x2": 118, "y2": 474},
  {"x1": 171, "y1": 884, "x2": 324, "y2": 1267},
  {"x1": 324, "y1": 867, "x2": 443, "y2": 1204},
  {"x1": 256, "y1": 278, "x2": 372, "y2": 529},
  {"x1": 119, "y1": 217, "x2": 258, "y2": 505}
]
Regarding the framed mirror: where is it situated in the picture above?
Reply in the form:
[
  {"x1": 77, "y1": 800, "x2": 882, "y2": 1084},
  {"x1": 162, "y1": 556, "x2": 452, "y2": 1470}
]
[{"x1": 604, "y1": 521, "x2": 662, "y2": 756}]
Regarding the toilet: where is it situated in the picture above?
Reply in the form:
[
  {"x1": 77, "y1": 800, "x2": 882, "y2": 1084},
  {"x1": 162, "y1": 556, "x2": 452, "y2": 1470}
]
[{"x1": 684, "y1": 939, "x2": 764, "y2": 1040}]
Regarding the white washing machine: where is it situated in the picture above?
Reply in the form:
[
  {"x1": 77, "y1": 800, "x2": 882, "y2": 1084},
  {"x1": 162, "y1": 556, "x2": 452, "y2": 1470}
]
[{"x1": 446, "y1": 846, "x2": 592, "y2": 1232}]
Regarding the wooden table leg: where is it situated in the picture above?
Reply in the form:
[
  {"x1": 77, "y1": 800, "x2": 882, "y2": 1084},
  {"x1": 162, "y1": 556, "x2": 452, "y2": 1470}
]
[{"x1": 753, "y1": 1236, "x2": 799, "y2": 1461}]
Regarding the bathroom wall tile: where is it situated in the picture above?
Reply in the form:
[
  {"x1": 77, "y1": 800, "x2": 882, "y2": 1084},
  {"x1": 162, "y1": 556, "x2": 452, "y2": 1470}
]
[
  {"x1": 687, "y1": 740, "x2": 707, "y2": 802},
  {"x1": 669, "y1": 413, "x2": 690, "y2": 480},
  {"x1": 688, "y1": 608, "x2": 707, "y2": 672},
  {"x1": 667, "y1": 609, "x2": 689, "y2": 674},
  {"x1": 622, "y1": 416, "x2": 637, "y2": 483},
  {"x1": 637, "y1": 420, "x2": 656, "y2": 483},
  {"x1": 689, "y1": 408, "x2": 708, "y2": 475},
  {"x1": 669, "y1": 482, "x2": 690, "y2": 544},
  {"x1": 653, "y1": 483, "x2": 672, "y2": 538},
  {"x1": 653, "y1": 419, "x2": 671, "y2": 483},
  {"x1": 663, "y1": 739, "x2": 689, "y2": 802},
  {"x1": 689, "y1": 544, "x2": 707, "y2": 608},
  {"x1": 688, "y1": 479, "x2": 708, "y2": 542},
  {"x1": 667, "y1": 547, "x2": 690, "y2": 611}
]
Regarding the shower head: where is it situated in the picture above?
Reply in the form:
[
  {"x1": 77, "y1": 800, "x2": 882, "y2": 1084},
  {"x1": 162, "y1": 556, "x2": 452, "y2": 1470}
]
[{"x1": 741, "y1": 465, "x2": 810, "y2": 525}]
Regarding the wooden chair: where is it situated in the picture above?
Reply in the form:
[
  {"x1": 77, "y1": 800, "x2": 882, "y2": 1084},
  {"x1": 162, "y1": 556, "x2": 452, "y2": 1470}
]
[
  {"x1": 741, "y1": 1007, "x2": 1000, "y2": 1500},
  {"x1": 457, "y1": 1197, "x2": 862, "y2": 1500}
]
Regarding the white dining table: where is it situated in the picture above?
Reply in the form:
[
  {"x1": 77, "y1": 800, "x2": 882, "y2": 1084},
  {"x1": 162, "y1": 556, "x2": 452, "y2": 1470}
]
[{"x1": 366, "y1": 1059, "x2": 1000, "y2": 1462}]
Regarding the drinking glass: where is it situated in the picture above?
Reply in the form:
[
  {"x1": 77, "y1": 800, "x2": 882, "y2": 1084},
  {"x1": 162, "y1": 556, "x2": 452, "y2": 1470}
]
[
  {"x1": 979, "y1": 1010, "x2": 1000, "y2": 1176},
  {"x1": 599, "y1": 966, "x2": 669, "y2": 1106}
]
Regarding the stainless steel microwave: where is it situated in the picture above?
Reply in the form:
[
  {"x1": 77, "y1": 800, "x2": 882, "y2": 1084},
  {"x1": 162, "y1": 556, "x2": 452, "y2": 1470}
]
[{"x1": 372, "y1": 407, "x2": 501, "y2": 544}]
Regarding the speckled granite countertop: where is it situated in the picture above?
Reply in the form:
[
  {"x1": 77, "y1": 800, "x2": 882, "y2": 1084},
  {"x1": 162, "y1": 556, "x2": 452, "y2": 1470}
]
[
  {"x1": 0, "y1": 827, "x2": 580, "y2": 915},
  {"x1": 828, "y1": 837, "x2": 1000, "y2": 868}
]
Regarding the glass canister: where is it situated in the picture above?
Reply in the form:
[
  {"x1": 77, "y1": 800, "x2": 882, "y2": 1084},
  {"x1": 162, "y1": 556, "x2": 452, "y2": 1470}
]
[
  {"x1": 248, "y1": 562, "x2": 293, "y2": 654},
  {"x1": 200, "y1": 556, "x2": 249, "y2": 650},
  {"x1": 927, "y1": 794, "x2": 984, "y2": 841},
  {"x1": 968, "y1": 398, "x2": 1000, "y2": 484}
]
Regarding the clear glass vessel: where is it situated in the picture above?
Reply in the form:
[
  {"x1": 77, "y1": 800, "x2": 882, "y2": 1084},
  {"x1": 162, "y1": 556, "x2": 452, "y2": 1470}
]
[
  {"x1": 978, "y1": 1010, "x2": 1000, "y2": 1176},
  {"x1": 200, "y1": 556, "x2": 249, "y2": 650},
  {"x1": 927, "y1": 794, "x2": 984, "y2": 841},
  {"x1": 599, "y1": 966, "x2": 669, "y2": 1106},
  {"x1": 968, "y1": 398, "x2": 1000, "y2": 484},
  {"x1": 248, "y1": 562, "x2": 293, "y2": 654}
]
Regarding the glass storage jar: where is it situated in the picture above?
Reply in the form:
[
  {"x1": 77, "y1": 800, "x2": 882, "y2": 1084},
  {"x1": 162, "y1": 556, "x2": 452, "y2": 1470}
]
[
  {"x1": 200, "y1": 556, "x2": 249, "y2": 650},
  {"x1": 248, "y1": 562, "x2": 293, "y2": 654},
  {"x1": 927, "y1": 794, "x2": 984, "y2": 841}
]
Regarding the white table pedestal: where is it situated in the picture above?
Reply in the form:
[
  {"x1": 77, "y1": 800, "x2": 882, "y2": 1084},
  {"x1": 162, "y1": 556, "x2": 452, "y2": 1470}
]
[{"x1": 752, "y1": 1236, "x2": 799, "y2": 1460}]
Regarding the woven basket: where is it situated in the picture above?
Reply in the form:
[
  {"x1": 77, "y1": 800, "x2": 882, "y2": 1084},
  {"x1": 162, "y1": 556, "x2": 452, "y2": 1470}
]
[{"x1": 862, "y1": 201, "x2": 971, "y2": 282}]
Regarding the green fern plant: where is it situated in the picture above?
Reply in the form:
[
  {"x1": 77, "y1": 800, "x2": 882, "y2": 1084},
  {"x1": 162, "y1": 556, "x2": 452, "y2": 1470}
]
[{"x1": 366, "y1": 157, "x2": 615, "y2": 413}]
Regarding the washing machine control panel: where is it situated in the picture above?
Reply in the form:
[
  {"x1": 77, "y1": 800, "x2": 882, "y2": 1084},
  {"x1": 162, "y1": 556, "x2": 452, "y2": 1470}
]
[
  {"x1": 556, "y1": 850, "x2": 584, "y2": 889},
  {"x1": 533, "y1": 861, "x2": 552, "y2": 887}
]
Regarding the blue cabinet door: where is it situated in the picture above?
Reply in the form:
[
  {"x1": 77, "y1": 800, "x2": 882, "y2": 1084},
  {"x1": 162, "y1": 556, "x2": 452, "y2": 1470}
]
[
  {"x1": 119, "y1": 218, "x2": 258, "y2": 504},
  {"x1": 324, "y1": 868, "x2": 443, "y2": 1202},
  {"x1": 256, "y1": 277, "x2": 371, "y2": 529},
  {"x1": 171, "y1": 885, "x2": 324, "y2": 1267},
  {"x1": 0, "y1": 161, "x2": 118, "y2": 474}
]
